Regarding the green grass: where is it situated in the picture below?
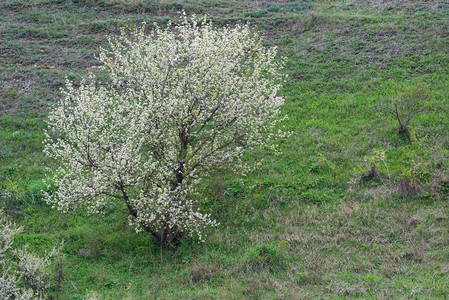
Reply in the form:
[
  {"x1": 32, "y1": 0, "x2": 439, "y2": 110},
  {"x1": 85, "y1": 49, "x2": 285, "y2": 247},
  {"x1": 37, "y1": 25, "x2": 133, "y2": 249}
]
[{"x1": 1, "y1": 0, "x2": 449, "y2": 298}]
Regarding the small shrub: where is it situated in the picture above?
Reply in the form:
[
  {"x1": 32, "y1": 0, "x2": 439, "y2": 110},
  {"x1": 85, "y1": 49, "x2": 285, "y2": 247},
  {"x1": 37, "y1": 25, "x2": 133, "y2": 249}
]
[
  {"x1": 14, "y1": 247, "x2": 57, "y2": 295},
  {"x1": 353, "y1": 149, "x2": 390, "y2": 186},
  {"x1": 377, "y1": 84, "x2": 430, "y2": 135},
  {"x1": 0, "y1": 209, "x2": 64, "y2": 299}
]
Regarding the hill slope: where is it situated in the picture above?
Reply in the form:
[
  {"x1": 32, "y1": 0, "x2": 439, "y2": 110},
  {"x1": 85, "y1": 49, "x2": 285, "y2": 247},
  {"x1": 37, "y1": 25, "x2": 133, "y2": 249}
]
[{"x1": 1, "y1": 0, "x2": 449, "y2": 298}]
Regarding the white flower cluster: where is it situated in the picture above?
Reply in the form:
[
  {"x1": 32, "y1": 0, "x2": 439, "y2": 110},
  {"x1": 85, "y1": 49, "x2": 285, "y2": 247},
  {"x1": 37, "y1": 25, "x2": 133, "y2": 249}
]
[
  {"x1": 13, "y1": 248, "x2": 57, "y2": 296},
  {"x1": 43, "y1": 13, "x2": 287, "y2": 246},
  {"x1": 0, "y1": 210, "x2": 22, "y2": 258},
  {"x1": 0, "y1": 210, "x2": 63, "y2": 299}
]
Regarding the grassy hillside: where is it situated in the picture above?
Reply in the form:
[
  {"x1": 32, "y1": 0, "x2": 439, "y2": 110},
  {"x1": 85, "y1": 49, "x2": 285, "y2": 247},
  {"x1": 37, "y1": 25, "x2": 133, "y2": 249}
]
[{"x1": 1, "y1": 0, "x2": 449, "y2": 298}]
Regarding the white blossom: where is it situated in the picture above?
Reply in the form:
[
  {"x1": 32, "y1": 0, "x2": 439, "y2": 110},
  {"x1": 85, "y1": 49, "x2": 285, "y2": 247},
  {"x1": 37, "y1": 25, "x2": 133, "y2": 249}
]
[
  {"x1": 0, "y1": 210, "x2": 23, "y2": 258},
  {"x1": 0, "y1": 210, "x2": 63, "y2": 299},
  {"x1": 43, "y1": 13, "x2": 287, "y2": 247}
]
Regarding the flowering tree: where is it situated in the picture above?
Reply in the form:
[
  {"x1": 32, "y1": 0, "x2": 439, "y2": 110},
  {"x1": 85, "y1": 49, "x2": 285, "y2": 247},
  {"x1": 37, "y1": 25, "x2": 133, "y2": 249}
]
[{"x1": 43, "y1": 14, "x2": 287, "y2": 247}]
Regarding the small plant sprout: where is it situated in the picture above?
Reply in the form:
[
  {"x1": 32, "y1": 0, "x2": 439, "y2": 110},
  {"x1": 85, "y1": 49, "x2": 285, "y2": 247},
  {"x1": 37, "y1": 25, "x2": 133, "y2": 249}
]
[{"x1": 353, "y1": 149, "x2": 391, "y2": 187}]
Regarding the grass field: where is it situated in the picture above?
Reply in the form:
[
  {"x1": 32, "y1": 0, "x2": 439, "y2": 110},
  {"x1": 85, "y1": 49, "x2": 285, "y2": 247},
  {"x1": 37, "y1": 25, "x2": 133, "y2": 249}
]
[{"x1": 2, "y1": 0, "x2": 449, "y2": 298}]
